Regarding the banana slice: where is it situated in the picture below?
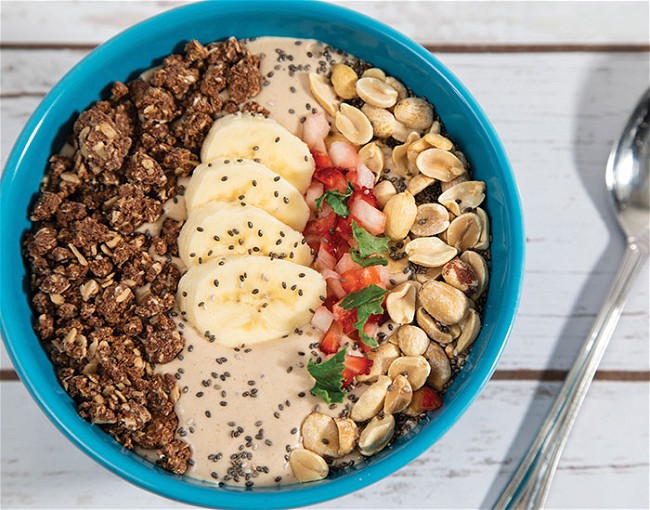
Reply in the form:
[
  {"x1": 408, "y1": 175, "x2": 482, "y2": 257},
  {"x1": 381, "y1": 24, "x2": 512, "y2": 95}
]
[
  {"x1": 200, "y1": 113, "x2": 315, "y2": 193},
  {"x1": 178, "y1": 201, "x2": 313, "y2": 268},
  {"x1": 185, "y1": 158, "x2": 310, "y2": 231},
  {"x1": 177, "y1": 255, "x2": 326, "y2": 346}
]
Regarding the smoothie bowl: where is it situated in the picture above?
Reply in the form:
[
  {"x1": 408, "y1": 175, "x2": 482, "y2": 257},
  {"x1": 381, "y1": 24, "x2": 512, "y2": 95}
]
[{"x1": 0, "y1": 1, "x2": 524, "y2": 508}]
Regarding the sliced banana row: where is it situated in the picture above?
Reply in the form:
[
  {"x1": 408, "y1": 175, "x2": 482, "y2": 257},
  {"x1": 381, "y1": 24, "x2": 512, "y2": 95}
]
[{"x1": 177, "y1": 113, "x2": 325, "y2": 347}]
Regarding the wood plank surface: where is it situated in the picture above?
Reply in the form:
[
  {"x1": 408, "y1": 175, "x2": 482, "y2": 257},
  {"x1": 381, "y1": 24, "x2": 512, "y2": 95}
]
[
  {"x1": 1, "y1": 380, "x2": 647, "y2": 509},
  {"x1": 1, "y1": 1, "x2": 649, "y2": 509},
  {"x1": 1, "y1": 1, "x2": 648, "y2": 46}
]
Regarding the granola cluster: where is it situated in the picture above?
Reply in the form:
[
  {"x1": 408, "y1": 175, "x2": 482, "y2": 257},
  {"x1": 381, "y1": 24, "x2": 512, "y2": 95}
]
[{"x1": 23, "y1": 37, "x2": 263, "y2": 474}]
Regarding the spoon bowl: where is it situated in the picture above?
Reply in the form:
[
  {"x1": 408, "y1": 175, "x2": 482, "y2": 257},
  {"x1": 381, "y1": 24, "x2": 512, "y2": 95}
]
[{"x1": 606, "y1": 88, "x2": 650, "y2": 243}]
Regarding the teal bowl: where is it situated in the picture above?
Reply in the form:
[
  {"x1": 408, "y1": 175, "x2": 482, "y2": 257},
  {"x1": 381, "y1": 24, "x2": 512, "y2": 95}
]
[{"x1": 0, "y1": 1, "x2": 524, "y2": 508}]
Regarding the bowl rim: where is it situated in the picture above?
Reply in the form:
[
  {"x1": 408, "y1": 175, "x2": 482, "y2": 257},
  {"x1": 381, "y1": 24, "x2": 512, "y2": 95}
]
[{"x1": 0, "y1": 1, "x2": 525, "y2": 508}]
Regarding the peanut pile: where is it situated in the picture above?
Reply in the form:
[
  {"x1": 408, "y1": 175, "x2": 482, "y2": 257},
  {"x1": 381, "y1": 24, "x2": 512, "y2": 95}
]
[{"x1": 289, "y1": 62, "x2": 490, "y2": 481}]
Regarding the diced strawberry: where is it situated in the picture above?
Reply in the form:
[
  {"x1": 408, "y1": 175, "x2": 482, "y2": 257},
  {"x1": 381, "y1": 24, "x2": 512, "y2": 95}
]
[
  {"x1": 311, "y1": 305, "x2": 334, "y2": 333},
  {"x1": 314, "y1": 167, "x2": 349, "y2": 193},
  {"x1": 363, "y1": 319, "x2": 380, "y2": 340},
  {"x1": 342, "y1": 355, "x2": 373, "y2": 387},
  {"x1": 320, "y1": 321, "x2": 343, "y2": 354},
  {"x1": 335, "y1": 252, "x2": 362, "y2": 274},
  {"x1": 302, "y1": 112, "x2": 329, "y2": 153},
  {"x1": 335, "y1": 216, "x2": 353, "y2": 241},
  {"x1": 320, "y1": 232, "x2": 349, "y2": 259},
  {"x1": 410, "y1": 387, "x2": 443, "y2": 413},
  {"x1": 329, "y1": 141, "x2": 359, "y2": 170},
  {"x1": 355, "y1": 163, "x2": 376, "y2": 189},
  {"x1": 332, "y1": 303, "x2": 358, "y2": 335},
  {"x1": 352, "y1": 187, "x2": 379, "y2": 208},
  {"x1": 349, "y1": 198, "x2": 386, "y2": 235},
  {"x1": 323, "y1": 294, "x2": 339, "y2": 310},
  {"x1": 305, "y1": 212, "x2": 337, "y2": 237},
  {"x1": 314, "y1": 241, "x2": 337, "y2": 272},
  {"x1": 325, "y1": 273, "x2": 347, "y2": 300},
  {"x1": 376, "y1": 264, "x2": 391, "y2": 287},
  {"x1": 305, "y1": 181, "x2": 324, "y2": 213},
  {"x1": 340, "y1": 266, "x2": 385, "y2": 294},
  {"x1": 311, "y1": 150, "x2": 333, "y2": 170}
]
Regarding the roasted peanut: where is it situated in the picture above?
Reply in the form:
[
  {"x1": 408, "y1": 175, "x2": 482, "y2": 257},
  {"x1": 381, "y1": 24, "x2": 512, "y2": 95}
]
[
  {"x1": 301, "y1": 412, "x2": 340, "y2": 458},
  {"x1": 396, "y1": 325, "x2": 430, "y2": 356},
  {"x1": 387, "y1": 355, "x2": 430, "y2": 390},
  {"x1": 383, "y1": 191, "x2": 417, "y2": 240},
  {"x1": 419, "y1": 280, "x2": 470, "y2": 325},
  {"x1": 424, "y1": 341, "x2": 452, "y2": 390},
  {"x1": 290, "y1": 448, "x2": 329, "y2": 482},
  {"x1": 331, "y1": 63, "x2": 358, "y2": 99},
  {"x1": 358, "y1": 414, "x2": 395, "y2": 456},
  {"x1": 384, "y1": 374, "x2": 413, "y2": 414},
  {"x1": 350, "y1": 375, "x2": 391, "y2": 422},
  {"x1": 405, "y1": 236, "x2": 457, "y2": 268}
]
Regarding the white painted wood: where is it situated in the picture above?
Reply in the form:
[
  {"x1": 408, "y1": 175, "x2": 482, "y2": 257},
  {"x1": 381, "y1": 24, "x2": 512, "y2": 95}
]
[
  {"x1": 1, "y1": 1, "x2": 648, "y2": 45},
  {"x1": 1, "y1": 380, "x2": 647, "y2": 509},
  {"x1": 1, "y1": 3, "x2": 649, "y2": 508},
  {"x1": 2, "y1": 51, "x2": 648, "y2": 372}
]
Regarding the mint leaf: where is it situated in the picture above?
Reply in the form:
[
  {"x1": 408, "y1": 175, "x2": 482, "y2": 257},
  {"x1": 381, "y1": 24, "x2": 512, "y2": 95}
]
[
  {"x1": 307, "y1": 347, "x2": 347, "y2": 404},
  {"x1": 351, "y1": 221, "x2": 390, "y2": 258},
  {"x1": 340, "y1": 285, "x2": 387, "y2": 348},
  {"x1": 349, "y1": 221, "x2": 389, "y2": 267},
  {"x1": 315, "y1": 182, "x2": 354, "y2": 217},
  {"x1": 340, "y1": 284, "x2": 387, "y2": 310},
  {"x1": 350, "y1": 249, "x2": 388, "y2": 267}
]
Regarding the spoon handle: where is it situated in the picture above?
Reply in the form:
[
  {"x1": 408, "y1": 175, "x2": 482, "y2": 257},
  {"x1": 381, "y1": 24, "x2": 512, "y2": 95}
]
[{"x1": 494, "y1": 240, "x2": 648, "y2": 510}]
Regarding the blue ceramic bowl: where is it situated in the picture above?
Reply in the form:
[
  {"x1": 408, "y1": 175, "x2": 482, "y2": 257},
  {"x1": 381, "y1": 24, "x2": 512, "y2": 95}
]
[{"x1": 0, "y1": 1, "x2": 524, "y2": 508}]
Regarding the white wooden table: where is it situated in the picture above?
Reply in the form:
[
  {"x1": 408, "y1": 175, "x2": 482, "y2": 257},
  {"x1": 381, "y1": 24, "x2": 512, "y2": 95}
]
[{"x1": 1, "y1": 2, "x2": 649, "y2": 509}]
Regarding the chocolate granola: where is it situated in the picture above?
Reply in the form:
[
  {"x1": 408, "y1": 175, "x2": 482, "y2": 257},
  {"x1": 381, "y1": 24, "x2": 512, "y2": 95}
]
[{"x1": 23, "y1": 37, "x2": 262, "y2": 474}]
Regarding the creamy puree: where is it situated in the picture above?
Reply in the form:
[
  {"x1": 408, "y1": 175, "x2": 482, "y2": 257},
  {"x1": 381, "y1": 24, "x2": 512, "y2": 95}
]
[
  {"x1": 244, "y1": 37, "x2": 352, "y2": 134},
  {"x1": 142, "y1": 37, "x2": 365, "y2": 487}
]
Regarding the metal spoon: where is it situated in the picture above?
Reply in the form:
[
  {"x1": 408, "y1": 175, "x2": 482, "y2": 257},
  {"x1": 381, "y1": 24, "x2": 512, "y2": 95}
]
[{"x1": 494, "y1": 88, "x2": 650, "y2": 510}]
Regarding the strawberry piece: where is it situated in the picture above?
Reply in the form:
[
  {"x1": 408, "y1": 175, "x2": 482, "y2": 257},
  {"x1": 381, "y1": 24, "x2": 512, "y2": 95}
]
[
  {"x1": 355, "y1": 163, "x2": 376, "y2": 188},
  {"x1": 311, "y1": 150, "x2": 333, "y2": 170},
  {"x1": 349, "y1": 198, "x2": 386, "y2": 235},
  {"x1": 305, "y1": 211, "x2": 337, "y2": 237},
  {"x1": 335, "y1": 252, "x2": 362, "y2": 274},
  {"x1": 314, "y1": 241, "x2": 337, "y2": 272},
  {"x1": 325, "y1": 273, "x2": 347, "y2": 300},
  {"x1": 339, "y1": 266, "x2": 385, "y2": 294},
  {"x1": 302, "y1": 113, "x2": 329, "y2": 153},
  {"x1": 314, "y1": 167, "x2": 349, "y2": 193},
  {"x1": 335, "y1": 216, "x2": 353, "y2": 241},
  {"x1": 342, "y1": 355, "x2": 373, "y2": 387},
  {"x1": 410, "y1": 387, "x2": 443, "y2": 413},
  {"x1": 332, "y1": 303, "x2": 358, "y2": 335},
  {"x1": 320, "y1": 321, "x2": 343, "y2": 354},
  {"x1": 311, "y1": 305, "x2": 334, "y2": 333},
  {"x1": 305, "y1": 181, "x2": 325, "y2": 213},
  {"x1": 352, "y1": 187, "x2": 379, "y2": 208},
  {"x1": 329, "y1": 141, "x2": 359, "y2": 170}
]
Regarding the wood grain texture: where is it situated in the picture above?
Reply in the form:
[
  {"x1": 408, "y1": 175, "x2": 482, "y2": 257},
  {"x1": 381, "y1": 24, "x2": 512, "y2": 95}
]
[
  {"x1": 1, "y1": 1, "x2": 648, "y2": 45},
  {"x1": 1, "y1": 380, "x2": 647, "y2": 509},
  {"x1": 1, "y1": 2, "x2": 649, "y2": 509}
]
